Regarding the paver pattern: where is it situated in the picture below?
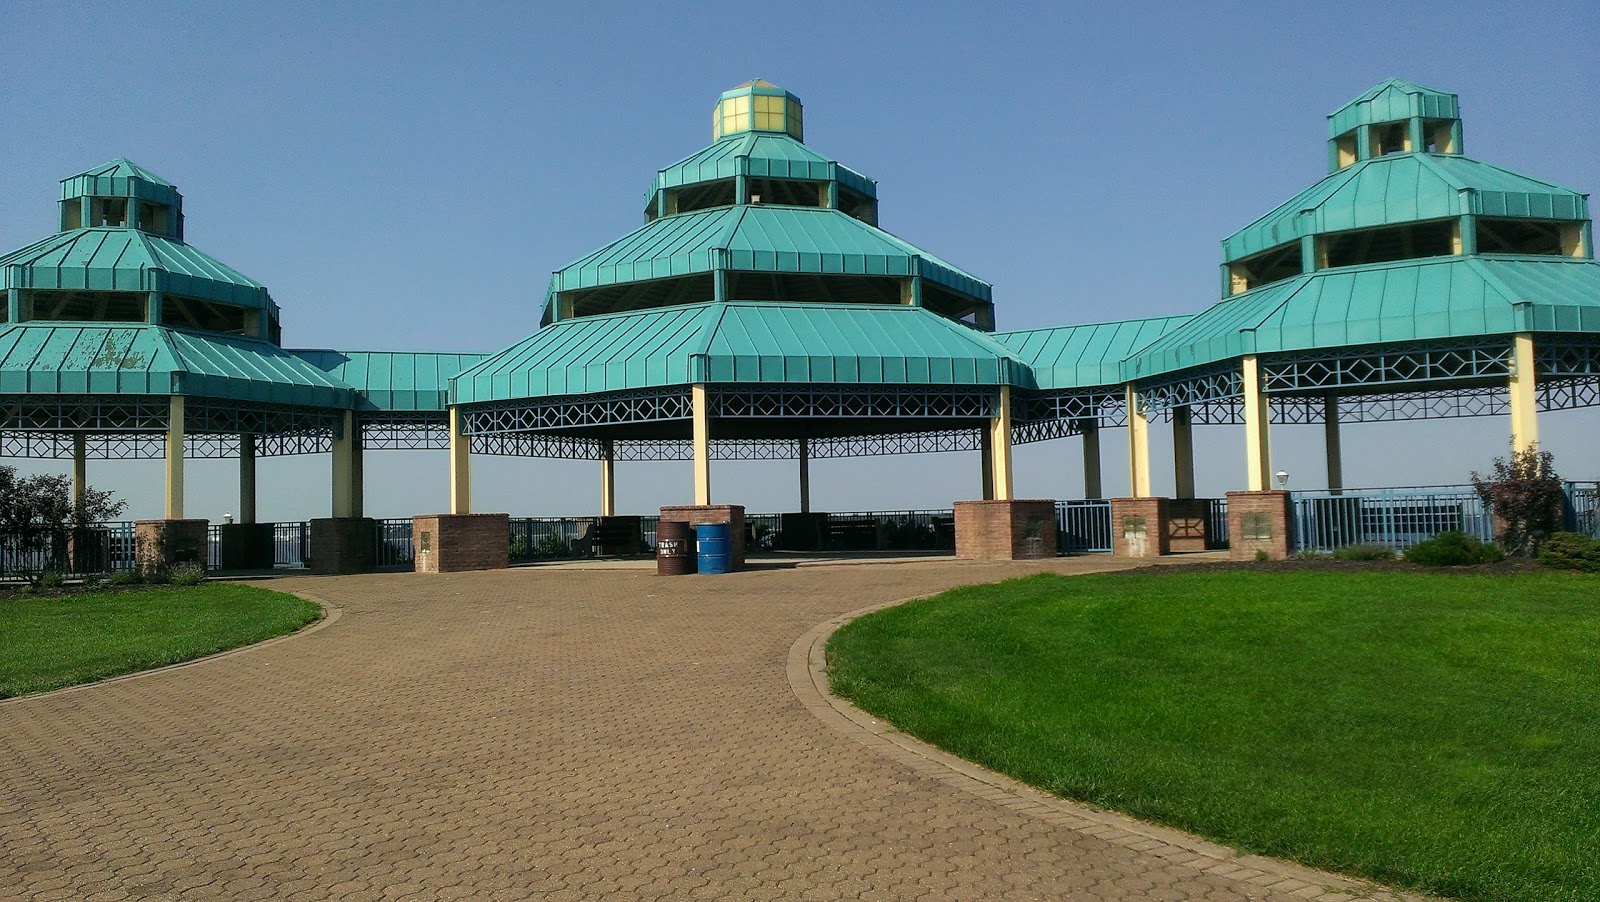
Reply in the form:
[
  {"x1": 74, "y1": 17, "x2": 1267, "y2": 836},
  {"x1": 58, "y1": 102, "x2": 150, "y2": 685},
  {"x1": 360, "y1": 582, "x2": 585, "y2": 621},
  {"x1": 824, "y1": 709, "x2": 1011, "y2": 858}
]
[{"x1": 1, "y1": 559, "x2": 1415, "y2": 901}]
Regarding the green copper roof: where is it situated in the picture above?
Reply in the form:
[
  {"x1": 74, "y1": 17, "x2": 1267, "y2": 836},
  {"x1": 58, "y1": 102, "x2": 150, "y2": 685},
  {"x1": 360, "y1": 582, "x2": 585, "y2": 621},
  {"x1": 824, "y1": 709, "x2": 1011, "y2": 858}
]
[
  {"x1": 649, "y1": 132, "x2": 875, "y2": 204},
  {"x1": 292, "y1": 350, "x2": 487, "y2": 411},
  {"x1": 1223, "y1": 154, "x2": 1588, "y2": 263},
  {"x1": 0, "y1": 323, "x2": 353, "y2": 407},
  {"x1": 1127, "y1": 257, "x2": 1600, "y2": 381},
  {"x1": 453, "y1": 301, "x2": 1023, "y2": 404},
  {"x1": 548, "y1": 205, "x2": 989, "y2": 299},
  {"x1": 0, "y1": 228, "x2": 270, "y2": 308},
  {"x1": 1328, "y1": 79, "x2": 1459, "y2": 137},
  {"x1": 993, "y1": 315, "x2": 1194, "y2": 390},
  {"x1": 60, "y1": 159, "x2": 182, "y2": 208}
]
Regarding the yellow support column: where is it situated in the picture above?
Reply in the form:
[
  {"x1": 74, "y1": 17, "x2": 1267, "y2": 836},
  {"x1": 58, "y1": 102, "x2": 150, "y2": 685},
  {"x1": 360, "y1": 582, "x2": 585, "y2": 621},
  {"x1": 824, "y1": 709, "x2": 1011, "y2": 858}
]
[
  {"x1": 1125, "y1": 385, "x2": 1151, "y2": 498},
  {"x1": 1509, "y1": 332, "x2": 1539, "y2": 453},
  {"x1": 692, "y1": 383, "x2": 711, "y2": 505},
  {"x1": 1172, "y1": 405, "x2": 1195, "y2": 499},
  {"x1": 1241, "y1": 355, "x2": 1272, "y2": 491},
  {"x1": 798, "y1": 437, "x2": 811, "y2": 514},
  {"x1": 979, "y1": 430, "x2": 995, "y2": 500},
  {"x1": 331, "y1": 410, "x2": 356, "y2": 518},
  {"x1": 1323, "y1": 398, "x2": 1343, "y2": 494},
  {"x1": 239, "y1": 434, "x2": 257, "y2": 523},
  {"x1": 989, "y1": 385, "x2": 1014, "y2": 501},
  {"x1": 600, "y1": 439, "x2": 616, "y2": 516},
  {"x1": 165, "y1": 395, "x2": 185, "y2": 519},
  {"x1": 448, "y1": 407, "x2": 471, "y2": 515}
]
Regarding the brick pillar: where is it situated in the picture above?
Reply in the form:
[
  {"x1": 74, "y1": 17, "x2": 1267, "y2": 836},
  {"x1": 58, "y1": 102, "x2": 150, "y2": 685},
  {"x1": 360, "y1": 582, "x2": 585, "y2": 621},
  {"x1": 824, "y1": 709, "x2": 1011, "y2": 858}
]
[
  {"x1": 659, "y1": 505, "x2": 746, "y2": 570},
  {"x1": 134, "y1": 519, "x2": 208, "y2": 577},
  {"x1": 954, "y1": 499, "x2": 1058, "y2": 561},
  {"x1": 1111, "y1": 497, "x2": 1170, "y2": 558},
  {"x1": 1226, "y1": 490, "x2": 1293, "y2": 561},
  {"x1": 412, "y1": 514, "x2": 510, "y2": 573},
  {"x1": 309, "y1": 517, "x2": 377, "y2": 575}
]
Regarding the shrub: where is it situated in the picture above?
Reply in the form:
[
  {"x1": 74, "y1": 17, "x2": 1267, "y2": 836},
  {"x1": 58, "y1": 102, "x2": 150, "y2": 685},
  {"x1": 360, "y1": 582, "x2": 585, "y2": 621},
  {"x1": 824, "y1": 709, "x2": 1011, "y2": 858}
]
[
  {"x1": 1254, "y1": 549, "x2": 1269, "y2": 562},
  {"x1": 1332, "y1": 544, "x2": 1396, "y2": 562},
  {"x1": 1472, "y1": 446, "x2": 1565, "y2": 556},
  {"x1": 1539, "y1": 532, "x2": 1600, "y2": 573},
  {"x1": 105, "y1": 570, "x2": 141, "y2": 587},
  {"x1": 169, "y1": 563, "x2": 207, "y2": 587},
  {"x1": 80, "y1": 572, "x2": 103, "y2": 589},
  {"x1": 1405, "y1": 531, "x2": 1505, "y2": 567},
  {"x1": 34, "y1": 569, "x2": 66, "y2": 589},
  {"x1": 534, "y1": 532, "x2": 572, "y2": 559},
  {"x1": 509, "y1": 535, "x2": 530, "y2": 561}
]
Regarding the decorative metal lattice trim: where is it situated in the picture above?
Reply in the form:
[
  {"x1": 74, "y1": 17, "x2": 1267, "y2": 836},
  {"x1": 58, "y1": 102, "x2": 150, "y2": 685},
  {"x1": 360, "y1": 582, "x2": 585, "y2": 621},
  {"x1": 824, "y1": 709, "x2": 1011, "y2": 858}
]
[
  {"x1": 1260, "y1": 340, "x2": 1511, "y2": 393},
  {"x1": 462, "y1": 387, "x2": 693, "y2": 435},
  {"x1": 1016, "y1": 389, "x2": 1126, "y2": 429},
  {"x1": 0, "y1": 396, "x2": 171, "y2": 432},
  {"x1": 1539, "y1": 340, "x2": 1600, "y2": 378},
  {"x1": 1539, "y1": 376, "x2": 1600, "y2": 412},
  {"x1": 708, "y1": 384, "x2": 997, "y2": 420},
  {"x1": 1139, "y1": 365, "x2": 1244, "y2": 413},
  {"x1": 360, "y1": 413, "x2": 451, "y2": 450}
]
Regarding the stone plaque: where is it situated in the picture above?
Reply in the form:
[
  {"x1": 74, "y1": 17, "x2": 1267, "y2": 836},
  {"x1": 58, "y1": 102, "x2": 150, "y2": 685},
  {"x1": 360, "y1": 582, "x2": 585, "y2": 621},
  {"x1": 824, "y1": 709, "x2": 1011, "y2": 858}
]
[{"x1": 1242, "y1": 511, "x2": 1273, "y2": 541}]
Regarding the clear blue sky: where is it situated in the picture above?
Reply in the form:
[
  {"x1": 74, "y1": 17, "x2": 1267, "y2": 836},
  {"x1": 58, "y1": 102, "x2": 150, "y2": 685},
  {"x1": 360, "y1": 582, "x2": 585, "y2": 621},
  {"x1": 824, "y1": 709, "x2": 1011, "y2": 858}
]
[{"x1": 2, "y1": 1, "x2": 1596, "y2": 520}]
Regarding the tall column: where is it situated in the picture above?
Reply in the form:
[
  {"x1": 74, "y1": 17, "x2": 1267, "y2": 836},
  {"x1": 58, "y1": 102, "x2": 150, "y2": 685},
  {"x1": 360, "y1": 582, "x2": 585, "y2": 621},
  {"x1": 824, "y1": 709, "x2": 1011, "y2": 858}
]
[
  {"x1": 351, "y1": 425, "x2": 364, "y2": 519},
  {"x1": 1125, "y1": 385, "x2": 1151, "y2": 498},
  {"x1": 6, "y1": 288, "x2": 20, "y2": 323},
  {"x1": 1081, "y1": 419, "x2": 1102, "y2": 500},
  {"x1": 1323, "y1": 398, "x2": 1343, "y2": 495},
  {"x1": 979, "y1": 429, "x2": 995, "y2": 500},
  {"x1": 449, "y1": 406, "x2": 471, "y2": 515},
  {"x1": 1172, "y1": 405, "x2": 1195, "y2": 500},
  {"x1": 332, "y1": 410, "x2": 357, "y2": 518},
  {"x1": 165, "y1": 395, "x2": 185, "y2": 519},
  {"x1": 239, "y1": 434, "x2": 257, "y2": 523},
  {"x1": 71, "y1": 433, "x2": 87, "y2": 514},
  {"x1": 600, "y1": 439, "x2": 616, "y2": 517},
  {"x1": 988, "y1": 385, "x2": 1014, "y2": 501},
  {"x1": 1242, "y1": 355, "x2": 1272, "y2": 491},
  {"x1": 1509, "y1": 332, "x2": 1539, "y2": 454},
  {"x1": 798, "y1": 437, "x2": 811, "y2": 514},
  {"x1": 692, "y1": 383, "x2": 711, "y2": 505}
]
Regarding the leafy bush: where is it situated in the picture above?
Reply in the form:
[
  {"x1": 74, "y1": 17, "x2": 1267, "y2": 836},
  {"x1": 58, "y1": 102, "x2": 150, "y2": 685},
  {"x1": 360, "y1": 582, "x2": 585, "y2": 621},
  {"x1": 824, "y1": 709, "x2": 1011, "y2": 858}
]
[
  {"x1": 509, "y1": 535, "x2": 531, "y2": 561},
  {"x1": 0, "y1": 464, "x2": 126, "y2": 575},
  {"x1": 1254, "y1": 549, "x2": 1269, "y2": 562},
  {"x1": 1472, "y1": 446, "x2": 1565, "y2": 556},
  {"x1": 34, "y1": 570, "x2": 65, "y2": 589},
  {"x1": 1332, "y1": 544, "x2": 1396, "y2": 562},
  {"x1": 106, "y1": 570, "x2": 141, "y2": 587},
  {"x1": 80, "y1": 572, "x2": 103, "y2": 589},
  {"x1": 534, "y1": 532, "x2": 573, "y2": 559},
  {"x1": 1539, "y1": 532, "x2": 1600, "y2": 573},
  {"x1": 169, "y1": 563, "x2": 207, "y2": 587},
  {"x1": 1404, "y1": 531, "x2": 1504, "y2": 567}
]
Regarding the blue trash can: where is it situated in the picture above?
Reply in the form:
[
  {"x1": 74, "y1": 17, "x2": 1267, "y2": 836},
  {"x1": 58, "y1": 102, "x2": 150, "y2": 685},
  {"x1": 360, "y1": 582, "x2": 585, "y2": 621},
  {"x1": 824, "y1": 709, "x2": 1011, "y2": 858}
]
[{"x1": 695, "y1": 522, "x2": 732, "y2": 574}]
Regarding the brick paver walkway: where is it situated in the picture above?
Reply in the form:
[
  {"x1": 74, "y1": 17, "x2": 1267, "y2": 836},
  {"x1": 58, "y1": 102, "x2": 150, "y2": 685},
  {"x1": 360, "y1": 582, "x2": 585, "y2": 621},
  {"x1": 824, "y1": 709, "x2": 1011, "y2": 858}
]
[{"x1": 1, "y1": 559, "x2": 1418, "y2": 901}]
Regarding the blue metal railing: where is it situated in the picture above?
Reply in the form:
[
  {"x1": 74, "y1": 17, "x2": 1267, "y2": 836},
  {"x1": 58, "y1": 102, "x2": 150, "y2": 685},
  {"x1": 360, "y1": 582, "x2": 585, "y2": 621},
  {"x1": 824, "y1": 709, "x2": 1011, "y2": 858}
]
[
  {"x1": 1057, "y1": 500, "x2": 1113, "y2": 553},
  {"x1": 1208, "y1": 498, "x2": 1229, "y2": 547},
  {"x1": 1290, "y1": 487, "x2": 1493, "y2": 554},
  {"x1": 373, "y1": 519, "x2": 413, "y2": 569},
  {"x1": 1565, "y1": 482, "x2": 1600, "y2": 537}
]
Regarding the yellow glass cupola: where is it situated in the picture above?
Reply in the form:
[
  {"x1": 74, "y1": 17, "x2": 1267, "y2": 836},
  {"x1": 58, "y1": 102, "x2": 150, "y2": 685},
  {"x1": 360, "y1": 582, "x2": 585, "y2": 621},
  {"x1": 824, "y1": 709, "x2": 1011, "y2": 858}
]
[{"x1": 712, "y1": 79, "x2": 803, "y2": 142}]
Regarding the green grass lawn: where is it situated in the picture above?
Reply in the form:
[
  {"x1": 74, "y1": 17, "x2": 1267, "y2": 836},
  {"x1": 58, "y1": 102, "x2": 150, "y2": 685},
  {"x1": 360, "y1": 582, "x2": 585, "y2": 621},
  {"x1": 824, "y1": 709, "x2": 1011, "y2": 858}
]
[
  {"x1": 827, "y1": 569, "x2": 1600, "y2": 902},
  {"x1": 0, "y1": 584, "x2": 322, "y2": 699}
]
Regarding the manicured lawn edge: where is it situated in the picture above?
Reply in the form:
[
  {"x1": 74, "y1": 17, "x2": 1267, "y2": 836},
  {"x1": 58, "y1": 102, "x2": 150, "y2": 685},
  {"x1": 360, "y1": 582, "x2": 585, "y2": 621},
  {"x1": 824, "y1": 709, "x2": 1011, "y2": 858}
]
[
  {"x1": 825, "y1": 568, "x2": 1600, "y2": 902},
  {"x1": 1, "y1": 584, "x2": 325, "y2": 700}
]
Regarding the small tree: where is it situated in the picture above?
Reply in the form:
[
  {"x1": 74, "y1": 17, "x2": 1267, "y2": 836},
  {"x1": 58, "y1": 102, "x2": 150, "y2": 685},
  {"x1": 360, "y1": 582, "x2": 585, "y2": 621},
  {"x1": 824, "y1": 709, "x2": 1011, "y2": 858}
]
[
  {"x1": 1471, "y1": 445, "x2": 1565, "y2": 557},
  {"x1": 0, "y1": 465, "x2": 127, "y2": 574}
]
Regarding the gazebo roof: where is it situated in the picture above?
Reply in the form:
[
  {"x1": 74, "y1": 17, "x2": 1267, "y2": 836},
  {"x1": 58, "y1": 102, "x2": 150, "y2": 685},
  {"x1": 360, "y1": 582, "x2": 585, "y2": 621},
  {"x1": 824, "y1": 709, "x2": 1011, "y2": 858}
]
[
  {"x1": 1224, "y1": 154, "x2": 1588, "y2": 263},
  {"x1": 453, "y1": 301, "x2": 1024, "y2": 404},
  {"x1": 993, "y1": 314, "x2": 1194, "y2": 390},
  {"x1": 546, "y1": 204, "x2": 990, "y2": 300},
  {"x1": 0, "y1": 323, "x2": 353, "y2": 407},
  {"x1": 1125, "y1": 256, "x2": 1600, "y2": 382},
  {"x1": 0, "y1": 228, "x2": 271, "y2": 308},
  {"x1": 292, "y1": 350, "x2": 487, "y2": 412},
  {"x1": 648, "y1": 132, "x2": 876, "y2": 205}
]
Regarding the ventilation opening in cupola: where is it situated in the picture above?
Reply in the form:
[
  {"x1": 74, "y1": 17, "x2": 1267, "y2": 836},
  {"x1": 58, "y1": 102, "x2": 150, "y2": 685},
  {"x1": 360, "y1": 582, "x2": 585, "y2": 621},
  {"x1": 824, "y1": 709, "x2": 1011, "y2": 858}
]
[
  {"x1": 1424, "y1": 119, "x2": 1456, "y2": 153},
  {"x1": 1227, "y1": 242, "x2": 1303, "y2": 295},
  {"x1": 1475, "y1": 218, "x2": 1582, "y2": 257},
  {"x1": 672, "y1": 180, "x2": 736, "y2": 215},
  {"x1": 1323, "y1": 219, "x2": 1454, "y2": 268},
  {"x1": 22, "y1": 290, "x2": 147, "y2": 323},
  {"x1": 91, "y1": 198, "x2": 128, "y2": 227},
  {"x1": 746, "y1": 178, "x2": 825, "y2": 208},
  {"x1": 726, "y1": 272, "x2": 903, "y2": 305},
  {"x1": 161, "y1": 296, "x2": 259, "y2": 337},
  {"x1": 1369, "y1": 121, "x2": 1409, "y2": 156},
  {"x1": 563, "y1": 274, "x2": 717, "y2": 319}
]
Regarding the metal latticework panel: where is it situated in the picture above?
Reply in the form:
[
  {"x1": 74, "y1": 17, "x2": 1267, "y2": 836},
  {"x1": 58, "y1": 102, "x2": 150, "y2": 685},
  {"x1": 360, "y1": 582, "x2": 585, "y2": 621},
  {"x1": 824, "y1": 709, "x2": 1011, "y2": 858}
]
[
  {"x1": 1539, "y1": 340, "x2": 1600, "y2": 378},
  {"x1": 1261, "y1": 341, "x2": 1511, "y2": 392},
  {"x1": 462, "y1": 388, "x2": 693, "y2": 435},
  {"x1": 708, "y1": 384, "x2": 997, "y2": 419},
  {"x1": 1540, "y1": 376, "x2": 1600, "y2": 412},
  {"x1": 0, "y1": 396, "x2": 171, "y2": 431},
  {"x1": 361, "y1": 413, "x2": 451, "y2": 450},
  {"x1": 1140, "y1": 365, "x2": 1244, "y2": 413},
  {"x1": 1016, "y1": 389, "x2": 1126, "y2": 429}
]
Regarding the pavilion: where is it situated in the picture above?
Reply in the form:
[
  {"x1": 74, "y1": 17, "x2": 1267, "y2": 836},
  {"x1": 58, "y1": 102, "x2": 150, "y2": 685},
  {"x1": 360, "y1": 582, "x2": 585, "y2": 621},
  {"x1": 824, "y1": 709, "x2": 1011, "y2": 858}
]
[{"x1": 1, "y1": 78, "x2": 1595, "y2": 570}]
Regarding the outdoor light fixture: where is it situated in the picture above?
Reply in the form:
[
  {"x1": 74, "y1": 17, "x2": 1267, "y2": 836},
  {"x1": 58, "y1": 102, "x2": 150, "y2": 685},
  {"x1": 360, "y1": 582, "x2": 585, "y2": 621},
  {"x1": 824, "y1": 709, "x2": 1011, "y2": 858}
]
[
  {"x1": 1275, "y1": 470, "x2": 1290, "y2": 490},
  {"x1": 224, "y1": 512, "x2": 234, "y2": 524}
]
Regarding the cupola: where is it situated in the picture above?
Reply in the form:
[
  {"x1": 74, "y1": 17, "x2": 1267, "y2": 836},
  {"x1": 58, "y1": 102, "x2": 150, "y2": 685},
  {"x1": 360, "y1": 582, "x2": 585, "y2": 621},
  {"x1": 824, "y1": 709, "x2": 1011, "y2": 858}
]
[
  {"x1": 1326, "y1": 78, "x2": 1462, "y2": 171},
  {"x1": 712, "y1": 79, "x2": 803, "y2": 142},
  {"x1": 58, "y1": 158, "x2": 184, "y2": 240}
]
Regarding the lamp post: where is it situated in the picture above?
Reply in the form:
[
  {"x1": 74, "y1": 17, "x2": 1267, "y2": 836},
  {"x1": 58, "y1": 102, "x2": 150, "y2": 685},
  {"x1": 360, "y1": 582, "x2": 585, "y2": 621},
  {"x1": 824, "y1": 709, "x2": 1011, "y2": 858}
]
[{"x1": 1275, "y1": 469, "x2": 1290, "y2": 490}]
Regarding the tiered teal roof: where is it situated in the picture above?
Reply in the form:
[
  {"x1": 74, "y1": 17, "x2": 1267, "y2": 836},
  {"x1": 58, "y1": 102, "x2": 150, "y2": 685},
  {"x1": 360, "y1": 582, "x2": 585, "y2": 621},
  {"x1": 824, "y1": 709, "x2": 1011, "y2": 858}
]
[{"x1": 0, "y1": 228, "x2": 272, "y2": 308}]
